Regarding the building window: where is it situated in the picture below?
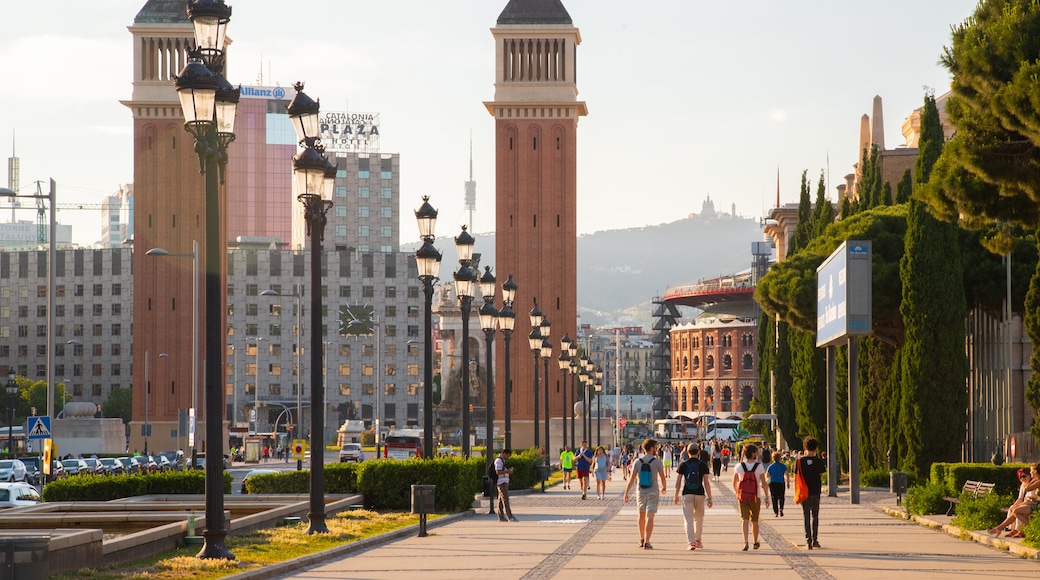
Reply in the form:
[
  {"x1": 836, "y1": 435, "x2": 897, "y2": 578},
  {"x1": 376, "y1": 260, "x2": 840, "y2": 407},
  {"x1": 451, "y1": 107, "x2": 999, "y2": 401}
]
[
  {"x1": 380, "y1": 187, "x2": 392, "y2": 199},
  {"x1": 359, "y1": 225, "x2": 370, "y2": 237},
  {"x1": 358, "y1": 206, "x2": 370, "y2": 218},
  {"x1": 358, "y1": 170, "x2": 369, "y2": 179},
  {"x1": 334, "y1": 185, "x2": 347, "y2": 198},
  {"x1": 380, "y1": 226, "x2": 392, "y2": 238},
  {"x1": 380, "y1": 206, "x2": 392, "y2": 218},
  {"x1": 335, "y1": 225, "x2": 347, "y2": 237},
  {"x1": 358, "y1": 186, "x2": 370, "y2": 199},
  {"x1": 93, "y1": 284, "x2": 103, "y2": 296}
]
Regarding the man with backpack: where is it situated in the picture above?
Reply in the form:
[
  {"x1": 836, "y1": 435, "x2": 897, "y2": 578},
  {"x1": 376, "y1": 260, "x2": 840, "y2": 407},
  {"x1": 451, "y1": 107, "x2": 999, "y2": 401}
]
[
  {"x1": 797, "y1": 437, "x2": 825, "y2": 549},
  {"x1": 623, "y1": 438, "x2": 666, "y2": 549},
  {"x1": 732, "y1": 443, "x2": 768, "y2": 551},
  {"x1": 673, "y1": 442, "x2": 713, "y2": 550}
]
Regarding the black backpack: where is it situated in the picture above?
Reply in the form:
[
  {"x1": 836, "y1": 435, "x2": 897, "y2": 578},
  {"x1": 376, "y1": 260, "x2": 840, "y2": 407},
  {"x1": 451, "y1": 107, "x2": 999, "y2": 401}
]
[
  {"x1": 488, "y1": 459, "x2": 499, "y2": 484},
  {"x1": 683, "y1": 459, "x2": 703, "y2": 493}
]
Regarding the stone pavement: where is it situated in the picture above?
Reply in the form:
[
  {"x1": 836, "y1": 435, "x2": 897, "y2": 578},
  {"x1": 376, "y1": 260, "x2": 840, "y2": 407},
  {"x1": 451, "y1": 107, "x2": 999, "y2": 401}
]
[{"x1": 255, "y1": 467, "x2": 1039, "y2": 580}]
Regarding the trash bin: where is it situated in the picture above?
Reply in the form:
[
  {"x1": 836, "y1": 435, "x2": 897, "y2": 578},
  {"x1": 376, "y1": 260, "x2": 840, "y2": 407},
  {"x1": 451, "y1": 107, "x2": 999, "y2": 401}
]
[
  {"x1": 889, "y1": 471, "x2": 907, "y2": 495},
  {"x1": 0, "y1": 536, "x2": 49, "y2": 580},
  {"x1": 410, "y1": 484, "x2": 435, "y2": 515},
  {"x1": 536, "y1": 464, "x2": 551, "y2": 482}
]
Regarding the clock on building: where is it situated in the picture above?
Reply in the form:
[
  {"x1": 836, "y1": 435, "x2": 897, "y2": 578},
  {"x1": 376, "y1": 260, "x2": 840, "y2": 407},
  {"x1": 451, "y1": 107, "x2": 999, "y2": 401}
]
[{"x1": 340, "y1": 302, "x2": 375, "y2": 337}]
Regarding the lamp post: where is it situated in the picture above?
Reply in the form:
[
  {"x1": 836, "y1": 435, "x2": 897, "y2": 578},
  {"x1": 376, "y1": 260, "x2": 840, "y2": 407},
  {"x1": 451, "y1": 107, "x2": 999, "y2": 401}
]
[
  {"x1": 478, "y1": 267, "x2": 498, "y2": 515},
  {"x1": 414, "y1": 196, "x2": 442, "y2": 459},
  {"x1": 499, "y1": 275, "x2": 517, "y2": 449},
  {"x1": 144, "y1": 351, "x2": 170, "y2": 455},
  {"x1": 173, "y1": 0, "x2": 239, "y2": 558},
  {"x1": 528, "y1": 301, "x2": 543, "y2": 449},
  {"x1": 567, "y1": 339, "x2": 578, "y2": 449},
  {"x1": 251, "y1": 337, "x2": 265, "y2": 435},
  {"x1": 453, "y1": 226, "x2": 477, "y2": 458},
  {"x1": 229, "y1": 344, "x2": 237, "y2": 428},
  {"x1": 146, "y1": 241, "x2": 200, "y2": 468},
  {"x1": 286, "y1": 81, "x2": 334, "y2": 535},
  {"x1": 595, "y1": 370, "x2": 604, "y2": 447},
  {"x1": 261, "y1": 289, "x2": 303, "y2": 471},
  {"x1": 579, "y1": 354, "x2": 590, "y2": 443},
  {"x1": 557, "y1": 338, "x2": 571, "y2": 454},
  {"x1": 6, "y1": 370, "x2": 16, "y2": 455},
  {"x1": 539, "y1": 317, "x2": 552, "y2": 464},
  {"x1": 0, "y1": 182, "x2": 55, "y2": 422}
]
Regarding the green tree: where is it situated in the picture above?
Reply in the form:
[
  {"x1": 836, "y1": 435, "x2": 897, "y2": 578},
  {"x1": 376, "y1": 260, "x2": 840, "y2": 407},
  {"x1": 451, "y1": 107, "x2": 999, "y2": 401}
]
[
  {"x1": 792, "y1": 170, "x2": 814, "y2": 253},
  {"x1": 895, "y1": 168, "x2": 913, "y2": 205},
  {"x1": 813, "y1": 171, "x2": 835, "y2": 238},
  {"x1": 105, "y1": 387, "x2": 133, "y2": 425},
  {"x1": 1025, "y1": 225, "x2": 1040, "y2": 443}
]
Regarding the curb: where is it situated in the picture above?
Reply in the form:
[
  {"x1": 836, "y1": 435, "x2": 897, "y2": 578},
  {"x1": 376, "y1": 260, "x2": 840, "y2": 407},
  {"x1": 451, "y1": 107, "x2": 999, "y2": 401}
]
[
  {"x1": 223, "y1": 510, "x2": 474, "y2": 580},
  {"x1": 880, "y1": 505, "x2": 1038, "y2": 560}
]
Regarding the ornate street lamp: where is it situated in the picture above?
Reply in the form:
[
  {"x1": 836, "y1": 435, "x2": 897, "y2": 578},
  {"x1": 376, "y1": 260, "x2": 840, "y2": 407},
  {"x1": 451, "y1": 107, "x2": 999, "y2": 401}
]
[
  {"x1": 454, "y1": 226, "x2": 477, "y2": 458},
  {"x1": 567, "y1": 338, "x2": 578, "y2": 449},
  {"x1": 528, "y1": 300, "x2": 543, "y2": 449},
  {"x1": 6, "y1": 371, "x2": 17, "y2": 456},
  {"x1": 174, "y1": 0, "x2": 239, "y2": 560},
  {"x1": 557, "y1": 337, "x2": 571, "y2": 454},
  {"x1": 595, "y1": 369, "x2": 604, "y2": 447},
  {"x1": 414, "y1": 196, "x2": 441, "y2": 459},
  {"x1": 539, "y1": 319, "x2": 552, "y2": 463},
  {"x1": 499, "y1": 275, "x2": 517, "y2": 449},
  {"x1": 478, "y1": 267, "x2": 498, "y2": 514},
  {"x1": 287, "y1": 81, "x2": 333, "y2": 534}
]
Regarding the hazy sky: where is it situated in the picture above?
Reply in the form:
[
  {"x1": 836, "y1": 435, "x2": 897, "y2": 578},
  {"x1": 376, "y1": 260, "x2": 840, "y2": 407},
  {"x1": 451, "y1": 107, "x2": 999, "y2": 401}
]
[{"x1": 1, "y1": 0, "x2": 979, "y2": 246}]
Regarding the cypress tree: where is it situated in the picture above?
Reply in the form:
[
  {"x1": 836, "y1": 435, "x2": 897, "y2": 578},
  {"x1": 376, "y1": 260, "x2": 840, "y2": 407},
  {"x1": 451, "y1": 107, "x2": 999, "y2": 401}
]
[
  {"x1": 898, "y1": 93, "x2": 968, "y2": 476},
  {"x1": 1024, "y1": 225, "x2": 1040, "y2": 444},
  {"x1": 895, "y1": 168, "x2": 913, "y2": 204}
]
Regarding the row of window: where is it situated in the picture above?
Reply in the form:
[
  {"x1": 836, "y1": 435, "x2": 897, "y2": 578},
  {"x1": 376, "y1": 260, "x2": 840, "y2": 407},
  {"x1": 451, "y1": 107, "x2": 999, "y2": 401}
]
[
  {"x1": 674, "y1": 352, "x2": 755, "y2": 372},
  {"x1": 2, "y1": 303, "x2": 124, "y2": 318},
  {"x1": 231, "y1": 323, "x2": 420, "y2": 338},
  {"x1": 0, "y1": 283, "x2": 123, "y2": 299},
  {"x1": 228, "y1": 343, "x2": 419, "y2": 359},
  {"x1": 1, "y1": 323, "x2": 125, "y2": 339},
  {"x1": 236, "y1": 382, "x2": 420, "y2": 398},
  {"x1": 332, "y1": 224, "x2": 393, "y2": 239}
]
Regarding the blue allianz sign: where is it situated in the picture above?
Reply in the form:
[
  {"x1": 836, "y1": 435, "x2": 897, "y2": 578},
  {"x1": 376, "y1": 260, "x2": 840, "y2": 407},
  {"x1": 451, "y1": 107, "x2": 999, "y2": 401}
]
[{"x1": 816, "y1": 240, "x2": 872, "y2": 347}]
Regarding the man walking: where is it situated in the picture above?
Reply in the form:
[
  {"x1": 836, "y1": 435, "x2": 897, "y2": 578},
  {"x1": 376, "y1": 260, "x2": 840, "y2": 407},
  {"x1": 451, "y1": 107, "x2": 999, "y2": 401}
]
[
  {"x1": 733, "y1": 443, "x2": 768, "y2": 551},
  {"x1": 560, "y1": 445, "x2": 575, "y2": 490},
  {"x1": 623, "y1": 438, "x2": 667, "y2": 549},
  {"x1": 574, "y1": 441, "x2": 594, "y2": 500},
  {"x1": 495, "y1": 448, "x2": 518, "y2": 522},
  {"x1": 674, "y1": 442, "x2": 713, "y2": 550},
  {"x1": 797, "y1": 437, "x2": 825, "y2": 549}
]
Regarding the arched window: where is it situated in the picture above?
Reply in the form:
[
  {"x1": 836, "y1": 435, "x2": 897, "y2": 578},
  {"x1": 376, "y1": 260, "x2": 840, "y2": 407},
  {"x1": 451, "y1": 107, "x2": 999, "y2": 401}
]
[
  {"x1": 692, "y1": 355, "x2": 700, "y2": 370},
  {"x1": 742, "y1": 353, "x2": 754, "y2": 370},
  {"x1": 722, "y1": 354, "x2": 732, "y2": 370},
  {"x1": 691, "y1": 387, "x2": 700, "y2": 409},
  {"x1": 682, "y1": 356, "x2": 689, "y2": 371},
  {"x1": 706, "y1": 355, "x2": 715, "y2": 370},
  {"x1": 721, "y1": 386, "x2": 733, "y2": 412}
]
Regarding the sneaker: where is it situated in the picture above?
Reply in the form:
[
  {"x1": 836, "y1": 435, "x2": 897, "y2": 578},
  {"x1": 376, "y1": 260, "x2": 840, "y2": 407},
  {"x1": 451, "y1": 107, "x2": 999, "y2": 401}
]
[
  {"x1": 509, "y1": 516, "x2": 519, "y2": 522},
  {"x1": 780, "y1": 509, "x2": 784, "y2": 517},
  {"x1": 643, "y1": 542, "x2": 654, "y2": 550},
  {"x1": 638, "y1": 539, "x2": 645, "y2": 548},
  {"x1": 693, "y1": 540, "x2": 703, "y2": 549},
  {"x1": 753, "y1": 542, "x2": 760, "y2": 550},
  {"x1": 499, "y1": 517, "x2": 507, "y2": 522},
  {"x1": 581, "y1": 494, "x2": 587, "y2": 500},
  {"x1": 812, "y1": 540, "x2": 821, "y2": 548},
  {"x1": 687, "y1": 543, "x2": 696, "y2": 550},
  {"x1": 806, "y1": 541, "x2": 813, "y2": 550},
  {"x1": 742, "y1": 543, "x2": 749, "y2": 552}
]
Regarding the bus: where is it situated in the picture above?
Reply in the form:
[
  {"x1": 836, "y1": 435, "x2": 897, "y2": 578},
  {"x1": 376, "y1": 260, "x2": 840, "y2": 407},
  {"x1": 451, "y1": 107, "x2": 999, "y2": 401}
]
[
  {"x1": 383, "y1": 429, "x2": 423, "y2": 459},
  {"x1": 652, "y1": 418, "x2": 698, "y2": 442}
]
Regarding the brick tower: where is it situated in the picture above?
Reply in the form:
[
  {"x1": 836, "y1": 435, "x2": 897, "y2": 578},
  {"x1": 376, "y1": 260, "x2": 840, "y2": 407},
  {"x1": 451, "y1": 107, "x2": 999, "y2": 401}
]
[{"x1": 485, "y1": 0, "x2": 586, "y2": 450}]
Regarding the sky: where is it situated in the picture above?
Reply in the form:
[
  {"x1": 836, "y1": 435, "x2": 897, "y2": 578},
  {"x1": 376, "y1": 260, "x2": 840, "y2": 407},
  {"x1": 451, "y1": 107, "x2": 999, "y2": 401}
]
[{"x1": 0, "y1": 0, "x2": 981, "y2": 247}]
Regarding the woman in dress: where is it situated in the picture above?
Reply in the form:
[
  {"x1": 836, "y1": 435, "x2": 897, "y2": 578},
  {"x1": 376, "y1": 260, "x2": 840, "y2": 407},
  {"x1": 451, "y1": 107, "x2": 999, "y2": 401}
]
[
  {"x1": 593, "y1": 446, "x2": 610, "y2": 499},
  {"x1": 988, "y1": 465, "x2": 1040, "y2": 537}
]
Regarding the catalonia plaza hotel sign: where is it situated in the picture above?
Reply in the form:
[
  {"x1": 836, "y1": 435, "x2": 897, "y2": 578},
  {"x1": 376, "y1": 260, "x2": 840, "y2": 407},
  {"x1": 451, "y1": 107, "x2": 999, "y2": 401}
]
[{"x1": 239, "y1": 85, "x2": 381, "y2": 153}]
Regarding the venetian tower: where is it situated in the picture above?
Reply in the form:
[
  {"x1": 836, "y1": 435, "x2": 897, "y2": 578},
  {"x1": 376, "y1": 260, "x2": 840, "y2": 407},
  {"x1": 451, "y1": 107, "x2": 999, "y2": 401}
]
[
  {"x1": 122, "y1": 0, "x2": 226, "y2": 453},
  {"x1": 485, "y1": 0, "x2": 586, "y2": 450}
]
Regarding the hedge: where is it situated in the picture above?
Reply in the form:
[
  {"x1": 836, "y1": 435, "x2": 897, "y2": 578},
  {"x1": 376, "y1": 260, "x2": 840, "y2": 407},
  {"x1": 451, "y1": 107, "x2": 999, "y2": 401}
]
[
  {"x1": 41, "y1": 470, "x2": 233, "y2": 502},
  {"x1": 928, "y1": 462, "x2": 1030, "y2": 496}
]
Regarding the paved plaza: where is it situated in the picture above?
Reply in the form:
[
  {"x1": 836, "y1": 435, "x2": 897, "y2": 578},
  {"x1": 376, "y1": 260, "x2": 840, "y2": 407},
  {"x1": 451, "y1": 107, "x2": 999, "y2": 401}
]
[{"x1": 234, "y1": 470, "x2": 1039, "y2": 580}]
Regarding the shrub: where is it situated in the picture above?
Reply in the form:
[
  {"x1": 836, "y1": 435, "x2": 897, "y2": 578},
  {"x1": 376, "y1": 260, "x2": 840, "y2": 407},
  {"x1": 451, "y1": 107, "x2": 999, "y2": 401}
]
[
  {"x1": 1022, "y1": 509, "x2": 1040, "y2": 548},
  {"x1": 860, "y1": 468, "x2": 891, "y2": 488},
  {"x1": 951, "y1": 492, "x2": 1014, "y2": 531},
  {"x1": 904, "y1": 481, "x2": 949, "y2": 516},
  {"x1": 929, "y1": 462, "x2": 1027, "y2": 495},
  {"x1": 42, "y1": 470, "x2": 232, "y2": 502}
]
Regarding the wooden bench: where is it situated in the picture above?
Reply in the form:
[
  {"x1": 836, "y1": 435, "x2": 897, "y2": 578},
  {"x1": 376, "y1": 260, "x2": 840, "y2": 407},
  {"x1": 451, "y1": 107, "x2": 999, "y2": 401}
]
[{"x1": 944, "y1": 480, "x2": 996, "y2": 516}]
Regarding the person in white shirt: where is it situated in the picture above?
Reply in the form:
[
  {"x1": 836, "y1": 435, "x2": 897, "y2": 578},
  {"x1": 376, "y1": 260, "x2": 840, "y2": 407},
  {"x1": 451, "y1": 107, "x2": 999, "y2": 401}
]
[
  {"x1": 495, "y1": 449, "x2": 518, "y2": 522},
  {"x1": 732, "y1": 443, "x2": 768, "y2": 551}
]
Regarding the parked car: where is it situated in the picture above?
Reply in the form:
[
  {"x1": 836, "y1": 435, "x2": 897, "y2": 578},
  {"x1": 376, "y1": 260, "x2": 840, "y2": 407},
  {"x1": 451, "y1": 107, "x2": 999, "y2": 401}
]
[
  {"x1": 19, "y1": 457, "x2": 44, "y2": 485},
  {"x1": 338, "y1": 443, "x2": 364, "y2": 463},
  {"x1": 80, "y1": 458, "x2": 105, "y2": 476},
  {"x1": 240, "y1": 469, "x2": 278, "y2": 494},
  {"x1": 50, "y1": 460, "x2": 67, "y2": 481},
  {"x1": 193, "y1": 454, "x2": 231, "y2": 470},
  {"x1": 138, "y1": 455, "x2": 160, "y2": 473},
  {"x1": 61, "y1": 458, "x2": 89, "y2": 476},
  {"x1": 0, "y1": 482, "x2": 41, "y2": 509},
  {"x1": 117, "y1": 456, "x2": 141, "y2": 475},
  {"x1": 0, "y1": 460, "x2": 27, "y2": 482},
  {"x1": 158, "y1": 451, "x2": 184, "y2": 471},
  {"x1": 98, "y1": 457, "x2": 126, "y2": 476}
]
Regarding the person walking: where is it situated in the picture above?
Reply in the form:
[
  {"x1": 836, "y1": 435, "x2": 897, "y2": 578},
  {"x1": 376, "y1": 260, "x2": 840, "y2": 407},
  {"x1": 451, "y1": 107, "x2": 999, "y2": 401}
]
[
  {"x1": 797, "y1": 437, "x2": 826, "y2": 549},
  {"x1": 623, "y1": 438, "x2": 667, "y2": 549},
  {"x1": 662, "y1": 443, "x2": 673, "y2": 477},
  {"x1": 733, "y1": 443, "x2": 768, "y2": 551},
  {"x1": 495, "y1": 448, "x2": 518, "y2": 522},
  {"x1": 711, "y1": 443, "x2": 723, "y2": 481},
  {"x1": 674, "y1": 442, "x2": 713, "y2": 550},
  {"x1": 766, "y1": 451, "x2": 789, "y2": 517},
  {"x1": 560, "y1": 446, "x2": 575, "y2": 490},
  {"x1": 593, "y1": 446, "x2": 610, "y2": 499},
  {"x1": 575, "y1": 441, "x2": 594, "y2": 500}
]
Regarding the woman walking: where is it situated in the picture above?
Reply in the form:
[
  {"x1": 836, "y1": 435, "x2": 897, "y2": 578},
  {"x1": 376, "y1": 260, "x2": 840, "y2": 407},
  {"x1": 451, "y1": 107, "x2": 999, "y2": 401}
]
[{"x1": 594, "y1": 446, "x2": 610, "y2": 499}]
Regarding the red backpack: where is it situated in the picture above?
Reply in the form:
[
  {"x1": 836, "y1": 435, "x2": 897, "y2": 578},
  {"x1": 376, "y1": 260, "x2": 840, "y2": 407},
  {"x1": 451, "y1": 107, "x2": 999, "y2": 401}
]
[{"x1": 737, "y1": 462, "x2": 760, "y2": 501}]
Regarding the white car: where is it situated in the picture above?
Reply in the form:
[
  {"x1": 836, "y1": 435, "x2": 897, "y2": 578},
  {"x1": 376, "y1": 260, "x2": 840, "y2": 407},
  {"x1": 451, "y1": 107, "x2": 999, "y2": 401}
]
[
  {"x1": 0, "y1": 459, "x2": 27, "y2": 482},
  {"x1": 0, "y1": 482, "x2": 41, "y2": 508},
  {"x1": 338, "y1": 443, "x2": 364, "y2": 463}
]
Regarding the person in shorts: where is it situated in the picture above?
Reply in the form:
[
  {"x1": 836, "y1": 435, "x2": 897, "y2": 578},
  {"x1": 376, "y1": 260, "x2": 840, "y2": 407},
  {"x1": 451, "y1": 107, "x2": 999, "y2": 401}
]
[
  {"x1": 574, "y1": 441, "x2": 594, "y2": 500},
  {"x1": 732, "y1": 443, "x2": 768, "y2": 551},
  {"x1": 623, "y1": 438, "x2": 667, "y2": 549},
  {"x1": 560, "y1": 445, "x2": 575, "y2": 490},
  {"x1": 674, "y1": 442, "x2": 713, "y2": 550}
]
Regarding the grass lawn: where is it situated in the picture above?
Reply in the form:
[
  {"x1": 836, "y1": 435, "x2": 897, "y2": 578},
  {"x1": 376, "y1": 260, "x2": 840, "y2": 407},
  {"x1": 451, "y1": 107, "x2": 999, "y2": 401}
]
[{"x1": 51, "y1": 509, "x2": 428, "y2": 580}]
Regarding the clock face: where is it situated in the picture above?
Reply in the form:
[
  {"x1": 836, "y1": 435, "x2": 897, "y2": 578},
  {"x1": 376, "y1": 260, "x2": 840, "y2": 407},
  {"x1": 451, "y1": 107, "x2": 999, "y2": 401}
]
[{"x1": 340, "y1": 303, "x2": 374, "y2": 337}]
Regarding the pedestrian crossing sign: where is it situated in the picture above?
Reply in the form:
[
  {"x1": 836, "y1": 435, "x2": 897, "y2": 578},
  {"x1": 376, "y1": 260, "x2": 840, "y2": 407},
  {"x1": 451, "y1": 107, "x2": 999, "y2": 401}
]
[{"x1": 27, "y1": 416, "x2": 51, "y2": 440}]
